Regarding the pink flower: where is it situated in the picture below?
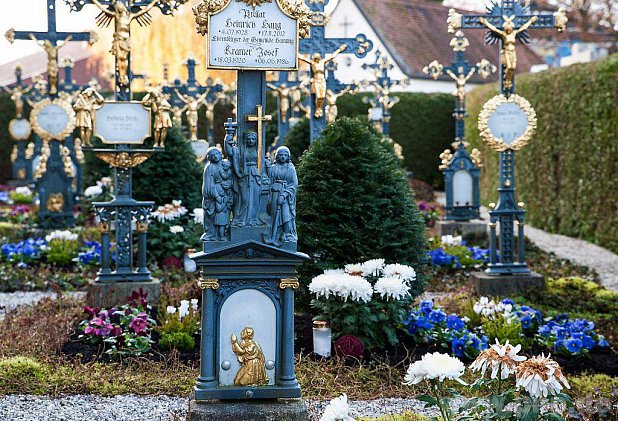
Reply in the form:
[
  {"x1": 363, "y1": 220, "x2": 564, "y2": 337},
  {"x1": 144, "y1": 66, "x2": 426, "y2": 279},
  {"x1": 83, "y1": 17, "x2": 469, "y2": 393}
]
[
  {"x1": 129, "y1": 316, "x2": 148, "y2": 334},
  {"x1": 83, "y1": 306, "x2": 100, "y2": 319},
  {"x1": 86, "y1": 317, "x2": 113, "y2": 336},
  {"x1": 110, "y1": 326, "x2": 123, "y2": 337}
]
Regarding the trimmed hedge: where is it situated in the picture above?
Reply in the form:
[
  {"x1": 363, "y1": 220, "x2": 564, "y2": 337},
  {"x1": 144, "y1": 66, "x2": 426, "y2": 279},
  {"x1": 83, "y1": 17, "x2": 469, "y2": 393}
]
[
  {"x1": 334, "y1": 92, "x2": 454, "y2": 188},
  {"x1": 465, "y1": 55, "x2": 618, "y2": 254}
]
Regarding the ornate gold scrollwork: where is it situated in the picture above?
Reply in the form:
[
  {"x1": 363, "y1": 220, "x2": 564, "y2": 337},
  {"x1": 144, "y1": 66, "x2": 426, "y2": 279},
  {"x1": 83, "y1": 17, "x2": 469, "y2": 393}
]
[
  {"x1": 34, "y1": 141, "x2": 51, "y2": 180},
  {"x1": 61, "y1": 146, "x2": 75, "y2": 178},
  {"x1": 25, "y1": 142, "x2": 35, "y2": 160},
  {"x1": 193, "y1": 0, "x2": 232, "y2": 35},
  {"x1": 16, "y1": 169, "x2": 26, "y2": 180},
  {"x1": 470, "y1": 148, "x2": 483, "y2": 168},
  {"x1": 447, "y1": 9, "x2": 462, "y2": 33},
  {"x1": 135, "y1": 221, "x2": 149, "y2": 233},
  {"x1": 95, "y1": 152, "x2": 152, "y2": 168},
  {"x1": 197, "y1": 277, "x2": 220, "y2": 289},
  {"x1": 439, "y1": 149, "x2": 453, "y2": 170},
  {"x1": 423, "y1": 60, "x2": 444, "y2": 80},
  {"x1": 46, "y1": 193, "x2": 64, "y2": 213},
  {"x1": 478, "y1": 94, "x2": 537, "y2": 152},
  {"x1": 10, "y1": 146, "x2": 17, "y2": 163},
  {"x1": 279, "y1": 278, "x2": 299, "y2": 289}
]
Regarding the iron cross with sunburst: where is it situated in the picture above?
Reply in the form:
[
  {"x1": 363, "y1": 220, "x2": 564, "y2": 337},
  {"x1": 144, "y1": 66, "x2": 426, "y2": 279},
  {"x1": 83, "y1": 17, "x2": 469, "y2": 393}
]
[{"x1": 238, "y1": 0, "x2": 273, "y2": 8}]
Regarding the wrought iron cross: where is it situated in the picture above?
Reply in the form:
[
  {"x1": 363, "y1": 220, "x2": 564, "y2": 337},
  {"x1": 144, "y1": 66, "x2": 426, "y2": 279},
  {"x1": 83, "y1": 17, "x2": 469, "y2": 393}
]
[
  {"x1": 299, "y1": 0, "x2": 373, "y2": 141},
  {"x1": 6, "y1": 0, "x2": 96, "y2": 97},
  {"x1": 267, "y1": 71, "x2": 308, "y2": 148},
  {"x1": 246, "y1": 105, "x2": 272, "y2": 172},
  {"x1": 65, "y1": 0, "x2": 187, "y2": 101},
  {"x1": 448, "y1": 0, "x2": 567, "y2": 274},
  {"x1": 447, "y1": 0, "x2": 567, "y2": 96},
  {"x1": 361, "y1": 50, "x2": 407, "y2": 137},
  {"x1": 423, "y1": 31, "x2": 496, "y2": 141}
]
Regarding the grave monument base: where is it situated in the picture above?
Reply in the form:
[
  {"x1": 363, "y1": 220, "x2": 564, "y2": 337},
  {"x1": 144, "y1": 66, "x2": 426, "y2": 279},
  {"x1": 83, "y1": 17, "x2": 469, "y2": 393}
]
[
  {"x1": 187, "y1": 396, "x2": 309, "y2": 421},
  {"x1": 436, "y1": 220, "x2": 488, "y2": 243},
  {"x1": 86, "y1": 279, "x2": 161, "y2": 308},
  {"x1": 470, "y1": 271, "x2": 544, "y2": 296}
]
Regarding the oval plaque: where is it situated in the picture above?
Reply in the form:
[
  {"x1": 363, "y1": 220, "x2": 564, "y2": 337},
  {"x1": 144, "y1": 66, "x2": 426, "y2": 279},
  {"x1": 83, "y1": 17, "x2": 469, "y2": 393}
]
[
  {"x1": 191, "y1": 139, "x2": 210, "y2": 162},
  {"x1": 478, "y1": 94, "x2": 537, "y2": 151},
  {"x1": 9, "y1": 118, "x2": 32, "y2": 141},
  {"x1": 30, "y1": 98, "x2": 76, "y2": 142}
]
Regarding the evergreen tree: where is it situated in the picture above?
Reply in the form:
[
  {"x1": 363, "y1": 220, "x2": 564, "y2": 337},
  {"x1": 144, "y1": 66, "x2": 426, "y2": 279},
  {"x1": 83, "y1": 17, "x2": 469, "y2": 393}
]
[
  {"x1": 282, "y1": 117, "x2": 310, "y2": 163},
  {"x1": 296, "y1": 117, "x2": 427, "y2": 304}
]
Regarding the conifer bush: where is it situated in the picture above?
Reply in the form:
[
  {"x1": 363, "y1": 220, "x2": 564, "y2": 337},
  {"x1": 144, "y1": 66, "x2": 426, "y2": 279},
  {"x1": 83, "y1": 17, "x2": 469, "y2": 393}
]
[
  {"x1": 296, "y1": 117, "x2": 427, "y2": 306},
  {"x1": 282, "y1": 117, "x2": 310, "y2": 163}
]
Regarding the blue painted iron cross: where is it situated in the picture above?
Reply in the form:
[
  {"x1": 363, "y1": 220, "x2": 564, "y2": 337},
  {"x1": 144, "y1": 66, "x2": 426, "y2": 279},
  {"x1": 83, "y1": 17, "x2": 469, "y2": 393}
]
[
  {"x1": 299, "y1": 0, "x2": 373, "y2": 142},
  {"x1": 267, "y1": 71, "x2": 308, "y2": 149},
  {"x1": 4, "y1": 66, "x2": 34, "y2": 183},
  {"x1": 448, "y1": 0, "x2": 567, "y2": 274},
  {"x1": 361, "y1": 50, "x2": 408, "y2": 137}
]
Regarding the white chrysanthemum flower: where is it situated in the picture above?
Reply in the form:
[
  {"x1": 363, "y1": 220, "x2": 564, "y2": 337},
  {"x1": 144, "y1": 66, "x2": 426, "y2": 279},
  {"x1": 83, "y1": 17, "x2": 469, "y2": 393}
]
[
  {"x1": 383, "y1": 263, "x2": 416, "y2": 282},
  {"x1": 404, "y1": 352, "x2": 466, "y2": 385},
  {"x1": 324, "y1": 268, "x2": 345, "y2": 275},
  {"x1": 374, "y1": 277, "x2": 410, "y2": 301},
  {"x1": 179, "y1": 300, "x2": 190, "y2": 319},
  {"x1": 441, "y1": 235, "x2": 462, "y2": 246},
  {"x1": 309, "y1": 273, "x2": 339, "y2": 299},
  {"x1": 336, "y1": 274, "x2": 373, "y2": 303},
  {"x1": 309, "y1": 273, "x2": 373, "y2": 303},
  {"x1": 319, "y1": 394, "x2": 354, "y2": 421},
  {"x1": 45, "y1": 230, "x2": 78, "y2": 242},
  {"x1": 84, "y1": 185, "x2": 103, "y2": 197},
  {"x1": 344, "y1": 263, "x2": 364, "y2": 276},
  {"x1": 360, "y1": 259, "x2": 385, "y2": 276},
  {"x1": 190, "y1": 298, "x2": 199, "y2": 311},
  {"x1": 192, "y1": 208, "x2": 204, "y2": 225},
  {"x1": 170, "y1": 225, "x2": 184, "y2": 234},
  {"x1": 470, "y1": 339, "x2": 527, "y2": 380},
  {"x1": 166, "y1": 306, "x2": 177, "y2": 315},
  {"x1": 516, "y1": 354, "x2": 570, "y2": 399},
  {"x1": 151, "y1": 201, "x2": 189, "y2": 223}
]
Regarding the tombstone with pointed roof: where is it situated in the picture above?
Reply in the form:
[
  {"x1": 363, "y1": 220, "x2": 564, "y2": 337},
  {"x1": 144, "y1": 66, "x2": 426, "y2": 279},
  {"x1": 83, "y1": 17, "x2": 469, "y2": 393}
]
[{"x1": 188, "y1": 0, "x2": 311, "y2": 418}]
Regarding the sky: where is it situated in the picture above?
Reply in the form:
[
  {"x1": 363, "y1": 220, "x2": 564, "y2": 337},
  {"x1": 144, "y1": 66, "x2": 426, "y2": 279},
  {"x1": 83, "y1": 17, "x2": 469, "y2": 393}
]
[{"x1": 0, "y1": 0, "x2": 99, "y2": 65}]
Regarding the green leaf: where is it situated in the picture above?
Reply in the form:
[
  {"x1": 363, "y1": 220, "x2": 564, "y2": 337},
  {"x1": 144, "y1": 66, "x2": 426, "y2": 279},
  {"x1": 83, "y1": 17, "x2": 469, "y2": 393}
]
[{"x1": 418, "y1": 394, "x2": 438, "y2": 408}]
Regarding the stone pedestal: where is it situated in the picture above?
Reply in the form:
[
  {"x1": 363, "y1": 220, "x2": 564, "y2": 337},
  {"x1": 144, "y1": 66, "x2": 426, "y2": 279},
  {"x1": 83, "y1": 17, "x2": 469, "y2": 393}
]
[
  {"x1": 187, "y1": 397, "x2": 309, "y2": 421},
  {"x1": 436, "y1": 220, "x2": 488, "y2": 243},
  {"x1": 86, "y1": 279, "x2": 161, "y2": 308},
  {"x1": 470, "y1": 271, "x2": 544, "y2": 297}
]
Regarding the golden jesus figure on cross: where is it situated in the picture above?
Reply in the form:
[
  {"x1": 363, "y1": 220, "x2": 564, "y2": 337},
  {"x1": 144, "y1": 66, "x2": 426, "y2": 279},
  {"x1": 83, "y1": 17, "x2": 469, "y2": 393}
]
[
  {"x1": 479, "y1": 15, "x2": 538, "y2": 89},
  {"x1": 90, "y1": 0, "x2": 160, "y2": 86}
]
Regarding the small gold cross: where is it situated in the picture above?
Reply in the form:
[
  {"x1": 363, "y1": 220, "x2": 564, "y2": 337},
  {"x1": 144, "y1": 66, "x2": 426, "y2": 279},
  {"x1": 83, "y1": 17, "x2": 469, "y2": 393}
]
[{"x1": 245, "y1": 104, "x2": 272, "y2": 172}]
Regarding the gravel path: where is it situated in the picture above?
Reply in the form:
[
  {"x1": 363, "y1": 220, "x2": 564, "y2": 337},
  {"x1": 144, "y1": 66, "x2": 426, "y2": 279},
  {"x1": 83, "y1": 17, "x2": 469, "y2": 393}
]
[
  {"x1": 0, "y1": 395, "x2": 457, "y2": 420},
  {"x1": 0, "y1": 291, "x2": 86, "y2": 320},
  {"x1": 524, "y1": 225, "x2": 618, "y2": 291}
]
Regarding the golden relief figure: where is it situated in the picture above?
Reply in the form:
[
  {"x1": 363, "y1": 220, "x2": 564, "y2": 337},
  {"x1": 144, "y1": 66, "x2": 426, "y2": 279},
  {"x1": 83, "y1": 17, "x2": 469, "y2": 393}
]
[
  {"x1": 266, "y1": 83, "x2": 292, "y2": 123},
  {"x1": 142, "y1": 89, "x2": 173, "y2": 147},
  {"x1": 299, "y1": 45, "x2": 346, "y2": 119},
  {"x1": 28, "y1": 35, "x2": 73, "y2": 95},
  {"x1": 446, "y1": 68, "x2": 475, "y2": 105},
  {"x1": 325, "y1": 86, "x2": 351, "y2": 124},
  {"x1": 205, "y1": 94, "x2": 223, "y2": 134},
  {"x1": 3, "y1": 71, "x2": 32, "y2": 119},
  {"x1": 90, "y1": 0, "x2": 160, "y2": 86},
  {"x1": 175, "y1": 89, "x2": 211, "y2": 141},
  {"x1": 74, "y1": 87, "x2": 105, "y2": 147},
  {"x1": 46, "y1": 193, "x2": 65, "y2": 213},
  {"x1": 479, "y1": 15, "x2": 538, "y2": 90},
  {"x1": 231, "y1": 327, "x2": 269, "y2": 386}
]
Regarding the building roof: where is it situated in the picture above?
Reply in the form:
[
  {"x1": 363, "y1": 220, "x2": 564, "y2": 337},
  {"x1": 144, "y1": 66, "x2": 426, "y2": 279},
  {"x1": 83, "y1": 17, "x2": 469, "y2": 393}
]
[
  {"x1": 352, "y1": 0, "x2": 547, "y2": 82},
  {"x1": 0, "y1": 42, "x2": 109, "y2": 89}
]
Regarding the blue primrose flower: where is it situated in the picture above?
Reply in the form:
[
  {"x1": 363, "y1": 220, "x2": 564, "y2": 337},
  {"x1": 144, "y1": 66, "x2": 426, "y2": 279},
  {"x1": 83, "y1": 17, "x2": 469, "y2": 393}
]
[
  {"x1": 451, "y1": 337, "x2": 466, "y2": 358},
  {"x1": 429, "y1": 309, "x2": 446, "y2": 324},
  {"x1": 446, "y1": 314, "x2": 465, "y2": 331},
  {"x1": 565, "y1": 338, "x2": 583, "y2": 354},
  {"x1": 520, "y1": 314, "x2": 532, "y2": 330},
  {"x1": 581, "y1": 334, "x2": 595, "y2": 350}
]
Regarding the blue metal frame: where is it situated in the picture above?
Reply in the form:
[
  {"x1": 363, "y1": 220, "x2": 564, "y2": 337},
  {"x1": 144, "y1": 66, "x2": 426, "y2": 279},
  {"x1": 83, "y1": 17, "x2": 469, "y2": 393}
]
[
  {"x1": 361, "y1": 50, "x2": 405, "y2": 137},
  {"x1": 5, "y1": 66, "x2": 33, "y2": 184},
  {"x1": 299, "y1": 0, "x2": 372, "y2": 142},
  {"x1": 65, "y1": 0, "x2": 185, "y2": 280},
  {"x1": 457, "y1": 0, "x2": 559, "y2": 274},
  {"x1": 442, "y1": 143, "x2": 481, "y2": 221},
  {"x1": 190, "y1": 241, "x2": 308, "y2": 400}
]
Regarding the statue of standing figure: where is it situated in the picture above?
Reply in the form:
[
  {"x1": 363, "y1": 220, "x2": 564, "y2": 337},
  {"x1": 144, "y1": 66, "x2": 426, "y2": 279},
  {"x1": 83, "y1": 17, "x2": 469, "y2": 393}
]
[
  {"x1": 74, "y1": 87, "x2": 105, "y2": 146},
  {"x1": 202, "y1": 147, "x2": 233, "y2": 240},
  {"x1": 224, "y1": 122, "x2": 264, "y2": 227},
  {"x1": 263, "y1": 146, "x2": 297, "y2": 247}
]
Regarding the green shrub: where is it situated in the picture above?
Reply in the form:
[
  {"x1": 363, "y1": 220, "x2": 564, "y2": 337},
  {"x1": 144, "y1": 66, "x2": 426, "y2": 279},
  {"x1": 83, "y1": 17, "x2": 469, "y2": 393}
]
[
  {"x1": 46, "y1": 239, "x2": 80, "y2": 266},
  {"x1": 158, "y1": 332, "x2": 195, "y2": 352},
  {"x1": 296, "y1": 117, "x2": 427, "y2": 308},
  {"x1": 466, "y1": 55, "x2": 618, "y2": 253},
  {"x1": 282, "y1": 117, "x2": 310, "y2": 163},
  {"x1": 336, "y1": 92, "x2": 455, "y2": 188}
]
